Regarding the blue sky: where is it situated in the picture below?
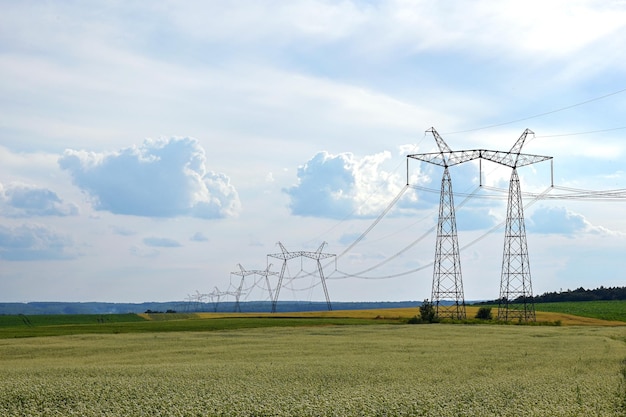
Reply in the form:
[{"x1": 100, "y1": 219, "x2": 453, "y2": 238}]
[{"x1": 1, "y1": 1, "x2": 626, "y2": 303}]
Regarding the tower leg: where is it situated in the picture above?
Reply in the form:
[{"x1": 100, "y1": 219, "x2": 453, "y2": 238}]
[
  {"x1": 498, "y1": 168, "x2": 536, "y2": 322},
  {"x1": 234, "y1": 276, "x2": 245, "y2": 312},
  {"x1": 431, "y1": 167, "x2": 466, "y2": 320},
  {"x1": 271, "y1": 261, "x2": 287, "y2": 313},
  {"x1": 317, "y1": 260, "x2": 332, "y2": 311}
]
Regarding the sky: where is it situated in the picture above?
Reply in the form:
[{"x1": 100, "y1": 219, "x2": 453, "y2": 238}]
[{"x1": 1, "y1": 0, "x2": 626, "y2": 304}]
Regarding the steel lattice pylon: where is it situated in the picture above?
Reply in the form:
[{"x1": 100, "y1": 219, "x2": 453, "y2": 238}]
[
  {"x1": 230, "y1": 264, "x2": 278, "y2": 312},
  {"x1": 408, "y1": 128, "x2": 552, "y2": 321},
  {"x1": 408, "y1": 128, "x2": 468, "y2": 319},
  {"x1": 497, "y1": 168, "x2": 536, "y2": 321},
  {"x1": 267, "y1": 242, "x2": 335, "y2": 313},
  {"x1": 432, "y1": 166, "x2": 466, "y2": 319}
]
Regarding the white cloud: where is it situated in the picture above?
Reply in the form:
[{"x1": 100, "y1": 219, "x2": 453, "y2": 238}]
[
  {"x1": 1, "y1": 1, "x2": 625, "y2": 303},
  {"x1": 526, "y1": 206, "x2": 609, "y2": 235},
  {"x1": 0, "y1": 182, "x2": 78, "y2": 217},
  {"x1": 0, "y1": 224, "x2": 75, "y2": 261},
  {"x1": 284, "y1": 150, "x2": 413, "y2": 219},
  {"x1": 58, "y1": 137, "x2": 241, "y2": 219}
]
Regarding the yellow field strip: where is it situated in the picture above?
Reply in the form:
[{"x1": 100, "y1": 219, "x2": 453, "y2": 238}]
[{"x1": 179, "y1": 306, "x2": 626, "y2": 326}]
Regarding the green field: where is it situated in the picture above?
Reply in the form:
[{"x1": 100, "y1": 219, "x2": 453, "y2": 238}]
[
  {"x1": 533, "y1": 300, "x2": 626, "y2": 322},
  {"x1": 0, "y1": 324, "x2": 625, "y2": 416},
  {"x1": 0, "y1": 313, "x2": 399, "y2": 339},
  {"x1": 0, "y1": 313, "x2": 146, "y2": 327},
  {"x1": 1, "y1": 299, "x2": 626, "y2": 340}
]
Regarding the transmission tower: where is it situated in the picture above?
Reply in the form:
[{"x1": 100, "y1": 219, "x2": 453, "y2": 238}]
[
  {"x1": 230, "y1": 264, "x2": 278, "y2": 312},
  {"x1": 207, "y1": 287, "x2": 223, "y2": 312},
  {"x1": 486, "y1": 129, "x2": 552, "y2": 321},
  {"x1": 497, "y1": 168, "x2": 535, "y2": 320},
  {"x1": 407, "y1": 128, "x2": 471, "y2": 319},
  {"x1": 407, "y1": 128, "x2": 552, "y2": 321},
  {"x1": 267, "y1": 242, "x2": 336, "y2": 313},
  {"x1": 185, "y1": 290, "x2": 208, "y2": 312}
]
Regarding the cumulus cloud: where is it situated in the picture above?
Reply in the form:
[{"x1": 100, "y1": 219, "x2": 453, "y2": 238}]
[
  {"x1": 283, "y1": 151, "x2": 413, "y2": 219},
  {"x1": 0, "y1": 224, "x2": 75, "y2": 261},
  {"x1": 456, "y1": 207, "x2": 498, "y2": 231},
  {"x1": 0, "y1": 182, "x2": 78, "y2": 217},
  {"x1": 58, "y1": 137, "x2": 241, "y2": 219},
  {"x1": 527, "y1": 206, "x2": 596, "y2": 235}
]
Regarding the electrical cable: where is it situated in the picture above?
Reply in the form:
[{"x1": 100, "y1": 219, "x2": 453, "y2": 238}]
[
  {"x1": 330, "y1": 184, "x2": 552, "y2": 280},
  {"x1": 305, "y1": 133, "x2": 429, "y2": 246},
  {"x1": 336, "y1": 184, "x2": 409, "y2": 259},
  {"x1": 443, "y1": 87, "x2": 626, "y2": 135},
  {"x1": 535, "y1": 126, "x2": 626, "y2": 138}
]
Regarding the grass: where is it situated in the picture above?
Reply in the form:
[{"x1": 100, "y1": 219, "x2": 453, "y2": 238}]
[
  {"x1": 0, "y1": 303, "x2": 624, "y2": 339},
  {"x1": 0, "y1": 314, "x2": 399, "y2": 339},
  {"x1": 0, "y1": 313, "x2": 145, "y2": 327},
  {"x1": 533, "y1": 300, "x2": 626, "y2": 322},
  {"x1": 0, "y1": 325, "x2": 625, "y2": 416}
]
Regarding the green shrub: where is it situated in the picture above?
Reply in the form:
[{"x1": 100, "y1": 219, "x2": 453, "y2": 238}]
[
  {"x1": 419, "y1": 300, "x2": 437, "y2": 323},
  {"x1": 475, "y1": 307, "x2": 493, "y2": 320}
]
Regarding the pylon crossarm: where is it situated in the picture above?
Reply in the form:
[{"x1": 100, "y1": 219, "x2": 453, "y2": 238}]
[
  {"x1": 407, "y1": 152, "x2": 448, "y2": 167},
  {"x1": 480, "y1": 151, "x2": 551, "y2": 168},
  {"x1": 408, "y1": 150, "x2": 482, "y2": 167},
  {"x1": 268, "y1": 252, "x2": 301, "y2": 261},
  {"x1": 248, "y1": 270, "x2": 279, "y2": 276},
  {"x1": 408, "y1": 149, "x2": 550, "y2": 169},
  {"x1": 301, "y1": 253, "x2": 336, "y2": 260}
]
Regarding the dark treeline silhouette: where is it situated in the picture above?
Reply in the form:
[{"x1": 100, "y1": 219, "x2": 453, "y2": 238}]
[
  {"x1": 476, "y1": 286, "x2": 626, "y2": 305},
  {"x1": 532, "y1": 286, "x2": 626, "y2": 303}
]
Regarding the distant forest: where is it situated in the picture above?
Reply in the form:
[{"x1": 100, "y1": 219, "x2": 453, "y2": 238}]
[
  {"x1": 531, "y1": 286, "x2": 626, "y2": 303},
  {"x1": 477, "y1": 286, "x2": 626, "y2": 304},
  {"x1": 2, "y1": 287, "x2": 625, "y2": 315}
]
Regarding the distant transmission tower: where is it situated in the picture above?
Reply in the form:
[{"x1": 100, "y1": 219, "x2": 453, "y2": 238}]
[
  {"x1": 230, "y1": 264, "x2": 278, "y2": 312},
  {"x1": 267, "y1": 242, "x2": 336, "y2": 313},
  {"x1": 208, "y1": 287, "x2": 223, "y2": 312},
  {"x1": 185, "y1": 290, "x2": 208, "y2": 312}
]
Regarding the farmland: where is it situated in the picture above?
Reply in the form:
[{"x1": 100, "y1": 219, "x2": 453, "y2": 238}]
[
  {"x1": 533, "y1": 300, "x2": 626, "y2": 322},
  {"x1": 0, "y1": 315, "x2": 625, "y2": 416}
]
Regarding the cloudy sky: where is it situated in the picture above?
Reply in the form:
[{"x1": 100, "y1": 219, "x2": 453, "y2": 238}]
[{"x1": 1, "y1": 1, "x2": 626, "y2": 304}]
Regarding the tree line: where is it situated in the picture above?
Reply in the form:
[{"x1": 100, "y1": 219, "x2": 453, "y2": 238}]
[
  {"x1": 477, "y1": 286, "x2": 626, "y2": 304},
  {"x1": 532, "y1": 286, "x2": 626, "y2": 303}
]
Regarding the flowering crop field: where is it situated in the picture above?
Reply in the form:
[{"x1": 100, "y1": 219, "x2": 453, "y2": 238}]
[{"x1": 1, "y1": 324, "x2": 625, "y2": 416}]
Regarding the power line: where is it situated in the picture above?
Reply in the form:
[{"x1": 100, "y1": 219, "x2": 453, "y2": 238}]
[
  {"x1": 535, "y1": 126, "x2": 626, "y2": 138},
  {"x1": 337, "y1": 184, "x2": 409, "y2": 259},
  {"x1": 443, "y1": 87, "x2": 626, "y2": 135},
  {"x1": 329, "y1": 185, "x2": 552, "y2": 281},
  {"x1": 328, "y1": 178, "x2": 626, "y2": 281}
]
